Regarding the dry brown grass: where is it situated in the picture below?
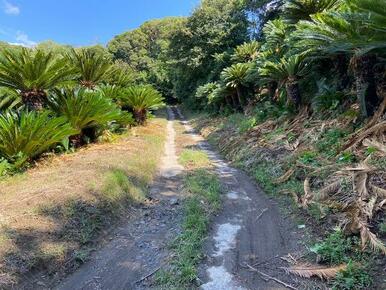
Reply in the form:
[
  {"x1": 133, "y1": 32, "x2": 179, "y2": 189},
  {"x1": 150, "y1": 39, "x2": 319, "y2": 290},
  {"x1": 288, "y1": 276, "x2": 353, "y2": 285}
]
[{"x1": 0, "y1": 117, "x2": 167, "y2": 287}]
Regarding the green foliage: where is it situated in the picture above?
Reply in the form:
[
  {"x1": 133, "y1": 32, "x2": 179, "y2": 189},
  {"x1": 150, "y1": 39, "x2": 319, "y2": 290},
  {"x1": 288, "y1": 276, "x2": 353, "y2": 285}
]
[
  {"x1": 168, "y1": 0, "x2": 249, "y2": 100},
  {"x1": 108, "y1": 17, "x2": 185, "y2": 97},
  {"x1": 0, "y1": 48, "x2": 75, "y2": 96},
  {"x1": 67, "y1": 48, "x2": 112, "y2": 89},
  {"x1": 310, "y1": 229, "x2": 358, "y2": 264},
  {"x1": 221, "y1": 63, "x2": 251, "y2": 89},
  {"x1": 232, "y1": 41, "x2": 260, "y2": 63},
  {"x1": 332, "y1": 261, "x2": 373, "y2": 290},
  {"x1": 283, "y1": 0, "x2": 343, "y2": 23},
  {"x1": 379, "y1": 222, "x2": 386, "y2": 235},
  {"x1": 119, "y1": 86, "x2": 165, "y2": 124},
  {"x1": 259, "y1": 53, "x2": 310, "y2": 83},
  {"x1": 0, "y1": 158, "x2": 11, "y2": 176},
  {"x1": 298, "y1": 150, "x2": 318, "y2": 165},
  {"x1": 312, "y1": 78, "x2": 345, "y2": 112},
  {"x1": 0, "y1": 110, "x2": 76, "y2": 166},
  {"x1": 316, "y1": 127, "x2": 349, "y2": 157},
  {"x1": 49, "y1": 88, "x2": 124, "y2": 133},
  {"x1": 0, "y1": 87, "x2": 20, "y2": 111}
]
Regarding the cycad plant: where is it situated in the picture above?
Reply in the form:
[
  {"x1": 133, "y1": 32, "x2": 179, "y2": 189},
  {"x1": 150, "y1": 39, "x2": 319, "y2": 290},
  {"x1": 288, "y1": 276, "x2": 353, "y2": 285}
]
[
  {"x1": 221, "y1": 63, "x2": 251, "y2": 108},
  {"x1": 0, "y1": 88, "x2": 20, "y2": 111},
  {"x1": 49, "y1": 88, "x2": 123, "y2": 145},
  {"x1": 283, "y1": 0, "x2": 343, "y2": 23},
  {"x1": 295, "y1": 1, "x2": 386, "y2": 116},
  {"x1": 0, "y1": 110, "x2": 76, "y2": 166},
  {"x1": 259, "y1": 54, "x2": 310, "y2": 106},
  {"x1": 232, "y1": 41, "x2": 260, "y2": 63},
  {"x1": 0, "y1": 48, "x2": 75, "y2": 110},
  {"x1": 120, "y1": 86, "x2": 165, "y2": 124},
  {"x1": 68, "y1": 48, "x2": 112, "y2": 89}
]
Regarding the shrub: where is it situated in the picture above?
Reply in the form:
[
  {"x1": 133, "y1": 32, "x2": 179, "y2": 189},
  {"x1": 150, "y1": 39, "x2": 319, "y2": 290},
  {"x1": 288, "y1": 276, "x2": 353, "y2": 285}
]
[
  {"x1": 0, "y1": 110, "x2": 76, "y2": 166},
  {"x1": 49, "y1": 88, "x2": 124, "y2": 144},
  {"x1": 310, "y1": 229, "x2": 358, "y2": 264},
  {"x1": 119, "y1": 86, "x2": 165, "y2": 124},
  {"x1": 332, "y1": 261, "x2": 372, "y2": 290}
]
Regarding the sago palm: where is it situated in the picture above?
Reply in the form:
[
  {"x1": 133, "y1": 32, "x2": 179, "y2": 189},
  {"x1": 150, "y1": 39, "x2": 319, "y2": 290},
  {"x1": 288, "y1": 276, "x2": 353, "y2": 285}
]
[
  {"x1": 68, "y1": 48, "x2": 112, "y2": 89},
  {"x1": 0, "y1": 48, "x2": 75, "y2": 110},
  {"x1": 232, "y1": 41, "x2": 260, "y2": 63},
  {"x1": 120, "y1": 86, "x2": 165, "y2": 124},
  {"x1": 295, "y1": 4, "x2": 386, "y2": 116},
  {"x1": 283, "y1": 0, "x2": 343, "y2": 23},
  {"x1": 262, "y1": 19, "x2": 291, "y2": 55},
  {"x1": 0, "y1": 110, "x2": 76, "y2": 166},
  {"x1": 221, "y1": 63, "x2": 251, "y2": 107},
  {"x1": 259, "y1": 54, "x2": 310, "y2": 106},
  {"x1": 49, "y1": 88, "x2": 123, "y2": 145},
  {"x1": 0, "y1": 88, "x2": 20, "y2": 111}
]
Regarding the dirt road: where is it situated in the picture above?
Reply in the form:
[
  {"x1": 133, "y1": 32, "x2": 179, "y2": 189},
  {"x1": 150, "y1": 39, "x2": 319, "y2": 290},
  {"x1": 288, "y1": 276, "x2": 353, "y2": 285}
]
[{"x1": 56, "y1": 107, "x2": 315, "y2": 290}]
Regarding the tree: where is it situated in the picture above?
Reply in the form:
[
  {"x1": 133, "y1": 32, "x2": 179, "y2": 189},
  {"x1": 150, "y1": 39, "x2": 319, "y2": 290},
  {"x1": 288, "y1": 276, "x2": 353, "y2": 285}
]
[
  {"x1": 108, "y1": 17, "x2": 185, "y2": 99},
  {"x1": 67, "y1": 48, "x2": 112, "y2": 89},
  {"x1": 119, "y1": 86, "x2": 165, "y2": 124},
  {"x1": 0, "y1": 48, "x2": 75, "y2": 111},
  {"x1": 232, "y1": 41, "x2": 260, "y2": 63},
  {"x1": 221, "y1": 63, "x2": 252, "y2": 107},
  {"x1": 168, "y1": 0, "x2": 249, "y2": 101},
  {"x1": 259, "y1": 54, "x2": 310, "y2": 106},
  {"x1": 49, "y1": 88, "x2": 123, "y2": 146}
]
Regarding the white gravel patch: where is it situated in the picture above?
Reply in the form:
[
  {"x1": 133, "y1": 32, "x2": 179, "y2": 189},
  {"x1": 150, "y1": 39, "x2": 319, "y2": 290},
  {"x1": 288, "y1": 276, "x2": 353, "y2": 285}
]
[
  {"x1": 213, "y1": 223, "x2": 241, "y2": 257},
  {"x1": 200, "y1": 266, "x2": 246, "y2": 290}
]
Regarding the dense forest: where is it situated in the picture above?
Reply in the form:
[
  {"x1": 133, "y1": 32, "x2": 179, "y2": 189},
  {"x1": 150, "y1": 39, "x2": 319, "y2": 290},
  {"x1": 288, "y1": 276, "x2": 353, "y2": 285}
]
[{"x1": 0, "y1": 0, "x2": 385, "y2": 289}]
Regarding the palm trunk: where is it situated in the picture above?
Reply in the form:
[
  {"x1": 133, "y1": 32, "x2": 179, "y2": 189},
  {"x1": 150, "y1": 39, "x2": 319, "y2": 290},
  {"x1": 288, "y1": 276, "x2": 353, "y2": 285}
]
[
  {"x1": 268, "y1": 81, "x2": 278, "y2": 102},
  {"x1": 225, "y1": 95, "x2": 232, "y2": 108},
  {"x1": 133, "y1": 109, "x2": 147, "y2": 125},
  {"x1": 353, "y1": 54, "x2": 379, "y2": 118},
  {"x1": 230, "y1": 94, "x2": 238, "y2": 110},
  {"x1": 236, "y1": 86, "x2": 244, "y2": 108},
  {"x1": 69, "y1": 134, "x2": 84, "y2": 147},
  {"x1": 21, "y1": 89, "x2": 46, "y2": 111},
  {"x1": 285, "y1": 77, "x2": 301, "y2": 107},
  {"x1": 335, "y1": 54, "x2": 350, "y2": 91}
]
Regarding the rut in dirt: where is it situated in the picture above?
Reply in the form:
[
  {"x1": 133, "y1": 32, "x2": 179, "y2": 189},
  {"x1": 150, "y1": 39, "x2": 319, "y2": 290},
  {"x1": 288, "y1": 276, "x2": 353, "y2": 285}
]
[
  {"x1": 56, "y1": 107, "x2": 184, "y2": 290},
  {"x1": 174, "y1": 108, "x2": 319, "y2": 290}
]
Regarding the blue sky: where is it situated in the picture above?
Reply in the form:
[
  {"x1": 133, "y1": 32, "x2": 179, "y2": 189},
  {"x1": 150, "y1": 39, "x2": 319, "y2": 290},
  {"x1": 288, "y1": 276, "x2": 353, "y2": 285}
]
[{"x1": 0, "y1": 0, "x2": 199, "y2": 47}]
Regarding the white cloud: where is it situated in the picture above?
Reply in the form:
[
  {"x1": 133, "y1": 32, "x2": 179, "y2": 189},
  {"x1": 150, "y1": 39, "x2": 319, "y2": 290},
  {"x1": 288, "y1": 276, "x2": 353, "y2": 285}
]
[
  {"x1": 3, "y1": 0, "x2": 20, "y2": 15},
  {"x1": 9, "y1": 31, "x2": 37, "y2": 47}
]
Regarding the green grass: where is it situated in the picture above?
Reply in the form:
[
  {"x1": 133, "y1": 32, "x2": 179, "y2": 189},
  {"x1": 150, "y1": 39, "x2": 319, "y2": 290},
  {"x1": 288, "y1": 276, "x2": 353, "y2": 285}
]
[
  {"x1": 179, "y1": 149, "x2": 211, "y2": 169},
  {"x1": 157, "y1": 169, "x2": 221, "y2": 288}
]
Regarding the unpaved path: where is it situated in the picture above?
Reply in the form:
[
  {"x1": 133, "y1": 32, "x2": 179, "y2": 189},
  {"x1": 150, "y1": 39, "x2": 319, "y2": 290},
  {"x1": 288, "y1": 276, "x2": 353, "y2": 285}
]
[
  {"x1": 57, "y1": 108, "x2": 184, "y2": 290},
  {"x1": 174, "y1": 108, "x2": 317, "y2": 290},
  {"x1": 57, "y1": 107, "x2": 315, "y2": 290}
]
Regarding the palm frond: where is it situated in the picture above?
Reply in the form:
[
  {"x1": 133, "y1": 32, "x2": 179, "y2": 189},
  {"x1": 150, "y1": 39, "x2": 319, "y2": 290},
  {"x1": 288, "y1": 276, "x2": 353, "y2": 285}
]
[
  {"x1": 0, "y1": 110, "x2": 76, "y2": 166},
  {"x1": 283, "y1": 263, "x2": 347, "y2": 279}
]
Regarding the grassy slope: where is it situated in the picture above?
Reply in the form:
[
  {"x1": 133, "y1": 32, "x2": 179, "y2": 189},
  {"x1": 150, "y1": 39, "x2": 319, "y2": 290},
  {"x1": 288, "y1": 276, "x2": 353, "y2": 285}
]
[
  {"x1": 0, "y1": 116, "x2": 167, "y2": 287},
  {"x1": 186, "y1": 109, "x2": 386, "y2": 290}
]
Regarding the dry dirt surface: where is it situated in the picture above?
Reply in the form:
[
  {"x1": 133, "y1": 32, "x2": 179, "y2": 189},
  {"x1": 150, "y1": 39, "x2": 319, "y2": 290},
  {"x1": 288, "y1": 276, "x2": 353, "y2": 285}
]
[{"x1": 55, "y1": 107, "x2": 322, "y2": 290}]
